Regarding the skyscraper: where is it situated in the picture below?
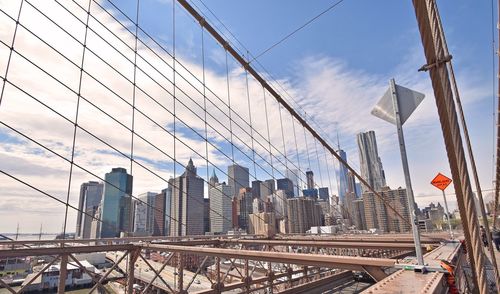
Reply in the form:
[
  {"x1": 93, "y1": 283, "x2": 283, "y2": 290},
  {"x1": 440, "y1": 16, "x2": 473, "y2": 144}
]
[
  {"x1": 318, "y1": 187, "x2": 329, "y2": 202},
  {"x1": 303, "y1": 171, "x2": 318, "y2": 198},
  {"x1": 269, "y1": 190, "x2": 288, "y2": 220},
  {"x1": 251, "y1": 180, "x2": 262, "y2": 198},
  {"x1": 133, "y1": 200, "x2": 147, "y2": 233},
  {"x1": 276, "y1": 178, "x2": 294, "y2": 198},
  {"x1": 133, "y1": 192, "x2": 156, "y2": 235},
  {"x1": 76, "y1": 181, "x2": 103, "y2": 239},
  {"x1": 337, "y1": 149, "x2": 349, "y2": 204},
  {"x1": 286, "y1": 169, "x2": 300, "y2": 198},
  {"x1": 100, "y1": 168, "x2": 133, "y2": 238},
  {"x1": 170, "y1": 159, "x2": 205, "y2": 236},
  {"x1": 153, "y1": 186, "x2": 171, "y2": 236},
  {"x1": 228, "y1": 164, "x2": 249, "y2": 198},
  {"x1": 236, "y1": 187, "x2": 253, "y2": 231},
  {"x1": 204, "y1": 198, "x2": 210, "y2": 234},
  {"x1": 363, "y1": 186, "x2": 410, "y2": 233},
  {"x1": 306, "y1": 170, "x2": 314, "y2": 189},
  {"x1": 287, "y1": 197, "x2": 321, "y2": 234},
  {"x1": 357, "y1": 131, "x2": 386, "y2": 193},
  {"x1": 209, "y1": 175, "x2": 233, "y2": 234},
  {"x1": 352, "y1": 198, "x2": 366, "y2": 230},
  {"x1": 261, "y1": 179, "x2": 275, "y2": 198}
]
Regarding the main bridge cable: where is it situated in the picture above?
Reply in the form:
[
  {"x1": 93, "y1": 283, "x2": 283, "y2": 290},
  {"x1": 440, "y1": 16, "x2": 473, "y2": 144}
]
[
  {"x1": 412, "y1": 0, "x2": 488, "y2": 292},
  {"x1": 193, "y1": 0, "x2": 342, "y2": 159},
  {"x1": 192, "y1": 0, "x2": 344, "y2": 142},
  {"x1": 174, "y1": 0, "x2": 412, "y2": 227},
  {"x1": 433, "y1": 0, "x2": 499, "y2": 286},
  {"x1": 177, "y1": 0, "x2": 411, "y2": 225},
  {"x1": 101, "y1": 0, "x2": 305, "y2": 182},
  {"x1": 101, "y1": 0, "x2": 334, "y2": 229},
  {"x1": 192, "y1": 0, "x2": 418, "y2": 232}
]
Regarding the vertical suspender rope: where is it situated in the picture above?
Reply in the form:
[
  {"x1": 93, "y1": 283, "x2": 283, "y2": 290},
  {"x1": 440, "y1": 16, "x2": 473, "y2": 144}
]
[
  {"x1": 62, "y1": 0, "x2": 91, "y2": 240},
  {"x1": 128, "y1": 0, "x2": 140, "y2": 234},
  {"x1": 0, "y1": 0, "x2": 24, "y2": 107}
]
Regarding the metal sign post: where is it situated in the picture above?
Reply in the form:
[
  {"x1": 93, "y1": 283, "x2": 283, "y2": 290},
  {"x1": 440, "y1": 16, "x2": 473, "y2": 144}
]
[
  {"x1": 372, "y1": 79, "x2": 425, "y2": 266},
  {"x1": 441, "y1": 190, "x2": 454, "y2": 239},
  {"x1": 389, "y1": 79, "x2": 424, "y2": 265},
  {"x1": 431, "y1": 172, "x2": 454, "y2": 239}
]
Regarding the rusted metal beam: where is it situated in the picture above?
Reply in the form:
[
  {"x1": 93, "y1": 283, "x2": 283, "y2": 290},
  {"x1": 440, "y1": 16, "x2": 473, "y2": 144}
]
[
  {"x1": 178, "y1": 252, "x2": 187, "y2": 294},
  {"x1": 275, "y1": 233, "x2": 447, "y2": 243},
  {"x1": 58, "y1": 254, "x2": 68, "y2": 294},
  {"x1": 89, "y1": 250, "x2": 129, "y2": 293},
  {"x1": 126, "y1": 250, "x2": 137, "y2": 294},
  {"x1": 145, "y1": 244, "x2": 395, "y2": 271},
  {"x1": 0, "y1": 234, "x2": 260, "y2": 247},
  {"x1": 221, "y1": 239, "x2": 431, "y2": 250},
  {"x1": 0, "y1": 277, "x2": 16, "y2": 294},
  {"x1": 196, "y1": 268, "x2": 306, "y2": 293},
  {"x1": 142, "y1": 252, "x2": 175, "y2": 293},
  {"x1": 362, "y1": 265, "x2": 388, "y2": 282},
  {"x1": 0, "y1": 244, "x2": 136, "y2": 258},
  {"x1": 69, "y1": 254, "x2": 110, "y2": 294},
  {"x1": 138, "y1": 253, "x2": 175, "y2": 293}
]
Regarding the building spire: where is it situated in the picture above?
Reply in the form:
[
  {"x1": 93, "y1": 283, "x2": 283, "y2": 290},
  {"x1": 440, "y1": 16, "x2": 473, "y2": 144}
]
[
  {"x1": 184, "y1": 157, "x2": 197, "y2": 177},
  {"x1": 209, "y1": 169, "x2": 219, "y2": 187},
  {"x1": 336, "y1": 122, "x2": 341, "y2": 150}
]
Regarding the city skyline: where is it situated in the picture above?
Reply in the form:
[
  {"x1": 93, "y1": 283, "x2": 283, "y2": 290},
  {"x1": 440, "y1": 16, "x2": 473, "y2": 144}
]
[
  {"x1": 0, "y1": 0, "x2": 494, "y2": 234},
  {"x1": 0, "y1": 1, "x2": 496, "y2": 292}
]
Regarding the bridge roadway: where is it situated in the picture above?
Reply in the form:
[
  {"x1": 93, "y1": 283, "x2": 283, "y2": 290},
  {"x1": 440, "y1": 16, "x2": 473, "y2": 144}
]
[{"x1": 361, "y1": 241, "x2": 462, "y2": 293}]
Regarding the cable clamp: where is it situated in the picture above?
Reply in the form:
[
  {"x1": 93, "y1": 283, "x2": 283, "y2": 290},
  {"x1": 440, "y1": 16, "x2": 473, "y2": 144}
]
[
  {"x1": 199, "y1": 17, "x2": 206, "y2": 26},
  {"x1": 418, "y1": 55, "x2": 452, "y2": 72}
]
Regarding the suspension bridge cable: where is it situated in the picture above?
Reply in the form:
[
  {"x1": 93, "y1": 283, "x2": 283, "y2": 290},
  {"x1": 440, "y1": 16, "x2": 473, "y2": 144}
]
[
  {"x1": 100, "y1": 0, "x2": 311, "y2": 186},
  {"x1": 175, "y1": 0, "x2": 413, "y2": 227},
  {"x1": 62, "y1": 0, "x2": 92, "y2": 240},
  {"x1": 194, "y1": 0, "x2": 345, "y2": 149},
  {"x1": 248, "y1": 0, "x2": 345, "y2": 63}
]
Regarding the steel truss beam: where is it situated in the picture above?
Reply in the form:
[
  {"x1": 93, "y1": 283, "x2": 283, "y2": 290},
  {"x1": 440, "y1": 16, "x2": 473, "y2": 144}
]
[
  {"x1": 0, "y1": 244, "x2": 135, "y2": 258},
  {"x1": 220, "y1": 239, "x2": 432, "y2": 250},
  {"x1": 145, "y1": 244, "x2": 395, "y2": 272}
]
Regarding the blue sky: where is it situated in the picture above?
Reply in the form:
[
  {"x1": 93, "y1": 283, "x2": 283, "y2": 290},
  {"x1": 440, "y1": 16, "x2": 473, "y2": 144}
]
[{"x1": 0, "y1": 0, "x2": 497, "y2": 233}]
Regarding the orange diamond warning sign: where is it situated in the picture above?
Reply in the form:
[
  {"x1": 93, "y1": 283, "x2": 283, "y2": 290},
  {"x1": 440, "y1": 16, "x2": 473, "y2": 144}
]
[{"x1": 431, "y1": 173, "x2": 452, "y2": 191}]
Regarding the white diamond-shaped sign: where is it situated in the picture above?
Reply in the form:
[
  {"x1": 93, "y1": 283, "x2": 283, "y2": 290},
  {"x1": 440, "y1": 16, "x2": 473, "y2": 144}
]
[{"x1": 371, "y1": 84, "x2": 425, "y2": 125}]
